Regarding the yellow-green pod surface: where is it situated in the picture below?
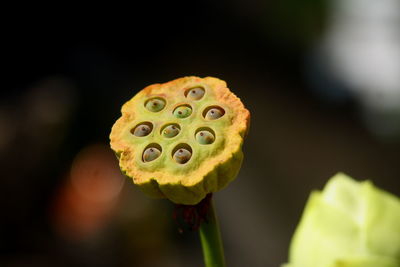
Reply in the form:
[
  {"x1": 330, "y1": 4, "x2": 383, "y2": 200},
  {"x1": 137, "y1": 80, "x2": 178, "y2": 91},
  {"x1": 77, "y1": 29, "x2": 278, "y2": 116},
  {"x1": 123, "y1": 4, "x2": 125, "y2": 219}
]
[
  {"x1": 283, "y1": 173, "x2": 400, "y2": 267},
  {"x1": 110, "y1": 77, "x2": 250, "y2": 205}
]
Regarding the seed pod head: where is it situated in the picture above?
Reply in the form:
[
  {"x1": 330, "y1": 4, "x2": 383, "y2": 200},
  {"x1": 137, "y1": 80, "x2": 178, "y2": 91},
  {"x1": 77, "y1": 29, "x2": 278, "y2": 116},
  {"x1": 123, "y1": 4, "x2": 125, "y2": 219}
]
[{"x1": 110, "y1": 76, "x2": 250, "y2": 204}]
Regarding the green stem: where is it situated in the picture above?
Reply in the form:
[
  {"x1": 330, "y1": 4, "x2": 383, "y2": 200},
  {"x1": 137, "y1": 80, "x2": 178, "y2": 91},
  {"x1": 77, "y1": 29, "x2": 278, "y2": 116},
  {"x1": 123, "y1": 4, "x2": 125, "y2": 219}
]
[{"x1": 199, "y1": 198, "x2": 226, "y2": 267}]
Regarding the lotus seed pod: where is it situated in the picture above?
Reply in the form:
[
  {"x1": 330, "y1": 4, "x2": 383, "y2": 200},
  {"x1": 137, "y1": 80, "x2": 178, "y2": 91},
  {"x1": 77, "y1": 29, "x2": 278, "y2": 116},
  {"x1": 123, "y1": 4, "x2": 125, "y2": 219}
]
[
  {"x1": 110, "y1": 76, "x2": 250, "y2": 205},
  {"x1": 173, "y1": 105, "x2": 192, "y2": 118},
  {"x1": 283, "y1": 173, "x2": 400, "y2": 267}
]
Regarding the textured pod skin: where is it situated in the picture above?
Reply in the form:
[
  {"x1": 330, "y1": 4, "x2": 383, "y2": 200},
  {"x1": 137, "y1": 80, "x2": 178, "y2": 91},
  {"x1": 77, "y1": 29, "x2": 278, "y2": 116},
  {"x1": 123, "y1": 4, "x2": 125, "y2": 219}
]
[
  {"x1": 110, "y1": 76, "x2": 250, "y2": 204},
  {"x1": 283, "y1": 173, "x2": 400, "y2": 267}
]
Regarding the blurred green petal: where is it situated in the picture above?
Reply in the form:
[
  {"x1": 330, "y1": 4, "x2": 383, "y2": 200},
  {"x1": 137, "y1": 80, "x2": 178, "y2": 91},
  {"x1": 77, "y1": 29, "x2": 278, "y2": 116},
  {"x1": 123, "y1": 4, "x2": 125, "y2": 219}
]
[{"x1": 283, "y1": 173, "x2": 400, "y2": 267}]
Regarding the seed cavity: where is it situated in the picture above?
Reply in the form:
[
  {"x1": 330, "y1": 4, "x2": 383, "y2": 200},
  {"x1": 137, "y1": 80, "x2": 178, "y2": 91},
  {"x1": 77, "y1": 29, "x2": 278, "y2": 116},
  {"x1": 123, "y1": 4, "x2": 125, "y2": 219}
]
[
  {"x1": 185, "y1": 87, "x2": 205, "y2": 100},
  {"x1": 203, "y1": 106, "x2": 225, "y2": 120},
  {"x1": 173, "y1": 104, "x2": 192, "y2": 119},
  {"x1": 145, "y1": 97, "x2": 166, "y2": 112},
  {"x1": 195, "y1": 128, "x2": 215, "y2": 144},
  {"x1": 172, "y1": 144, "x2": 192, "y2": 164},
  {"x1": 131, "y1": 122, "x2": 153, "y2": 137},
  {"x1": 161, "y1": 123, "x2": 181, "y2": 138},
  {"x1": 142, "y1": 143, "x2": 162, "y2": 162}
]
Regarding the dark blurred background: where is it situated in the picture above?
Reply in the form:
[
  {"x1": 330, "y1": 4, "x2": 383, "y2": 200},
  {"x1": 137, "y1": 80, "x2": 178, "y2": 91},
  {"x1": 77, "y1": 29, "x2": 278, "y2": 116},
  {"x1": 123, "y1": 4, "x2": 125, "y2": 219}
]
[{"x1": 2, "y1": 1, "x2": 400, "y2": 266}]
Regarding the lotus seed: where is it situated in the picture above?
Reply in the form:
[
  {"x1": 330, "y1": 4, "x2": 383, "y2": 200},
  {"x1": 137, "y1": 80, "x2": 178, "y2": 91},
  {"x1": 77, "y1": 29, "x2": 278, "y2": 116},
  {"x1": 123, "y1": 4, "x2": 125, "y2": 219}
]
[
  {"x1": 186, "y1": 87, "x2": 205, "y2": 100},
  {"x1": 173, "y1": 148, "x2": 192, "y2": 164},
  {"x1": 174, "y1": 105, "x2": 192, "y2": 118},
  {"x1": 196, "y1": 130, "x2": 215, "y2": 144},
  {"x1": 133, "y1": 124, "x2": 152, "y2": 137},
  {"x1": 145, "y1": 98, "x2": 165, "y2": 112},
  {"x1": 205, "y1": 107, "x2": 224, "y2": 120},
  {"x1": 163, "y1": 124, "x2": 180, "y2": 138},
  {"x1": 143, "y1": 147, "x2": 161, "y2": 162}
]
